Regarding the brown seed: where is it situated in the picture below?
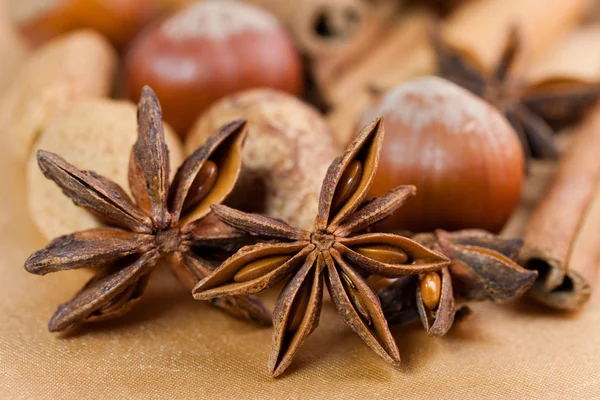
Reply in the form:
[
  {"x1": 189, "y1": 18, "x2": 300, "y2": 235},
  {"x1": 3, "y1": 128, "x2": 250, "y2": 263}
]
[
  {"x1": 355, "y1": 244, "x2": 408, "y2": 264},
  {"x1": 341, "y1": 271, "x2": 371, "y2": 325},
  {"x1": 420, "y1": 272, "x2": 442, "y2": 310},
  {"x1": 233, "y1": 254, "x2": 292, "y2": 283},
  {"x1": 182, "y1": 160, "x2": 218, "y2": 213},
  {"x1": 330, "y1": 160, "x2": 362, "y2": 214},
  {"x1": 287, "y1": 279, "x2": 312, "y2": 332}
]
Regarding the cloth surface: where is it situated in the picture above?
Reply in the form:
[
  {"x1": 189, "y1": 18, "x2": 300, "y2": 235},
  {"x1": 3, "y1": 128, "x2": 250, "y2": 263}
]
[{"x1": 1, "y1": 148, "x2": 599, "y2": 400}]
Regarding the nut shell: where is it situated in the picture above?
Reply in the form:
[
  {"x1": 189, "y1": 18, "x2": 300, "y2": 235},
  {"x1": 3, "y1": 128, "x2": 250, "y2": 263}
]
[
  {"x1": 1, "y1": 30, "x2": 117, "y2": 162},
  {"x1": 125, "y1": 0, "x2": 303, "y2": 136},
  {"x1": 0, "y1": 5, "x2": 29, "y2": 94},
  {"x1": 27, "y1": 99, "x2": 183, "y2": 239},
  {"x1": 359, "y1": 76, "x2": 524, "y2": 233},
  {"x1": 9, "y1": 0, "x2": 155, "y2": 46},
  {"x1": 186, "y1": 89, "x2": 338, "y2": 230}
]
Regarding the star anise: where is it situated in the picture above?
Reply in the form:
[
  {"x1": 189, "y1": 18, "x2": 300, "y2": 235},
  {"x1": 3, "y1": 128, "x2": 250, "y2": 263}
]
[
  {"x1": 24, "y1": 86, "x2": 270, "y2": 332},
  {"x1": 433, "y1": 27, "x2": 600, "y2": 160},
  {"x1": 192, "y1": 119, "x2": 450, "y2": 376},
  {"x1": 375, "y1": 230, "x2": 538, "y2": 335}
]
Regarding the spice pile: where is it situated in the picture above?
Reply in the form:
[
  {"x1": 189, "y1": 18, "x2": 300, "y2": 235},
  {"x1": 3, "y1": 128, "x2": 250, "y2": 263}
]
[{"x1": 2, "y1": 0, "x2": 600, "y2": 378}]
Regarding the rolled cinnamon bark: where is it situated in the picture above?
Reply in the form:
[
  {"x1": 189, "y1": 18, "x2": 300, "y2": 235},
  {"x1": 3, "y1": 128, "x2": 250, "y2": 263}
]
[
  {"x1": 519, "y1": 106, "x2": 600, "y2": 310},
  {"x1": 245, "y1": 0, "x2": 397, "y2": 60},
  {"x1": 526, "y1": 24, "x2": 600, "y2": 84},
  {"x1": 443, "y1": 0, "x2": 590, "y2": 73},
  {"x1": 327, "y1": 10, "x2": 434, "y2": 146}
]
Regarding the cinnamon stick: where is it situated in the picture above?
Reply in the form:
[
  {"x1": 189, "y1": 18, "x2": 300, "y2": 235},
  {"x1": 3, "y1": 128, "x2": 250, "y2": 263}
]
[
  {"x1": 443, "y1": 0, "x2": 590, "y2": 73},
  {"x1": 519, "y1": 106, "x2": 600, "y2": 310},
  {"x1": 327, "y1": 10, "x2": 435, "y2": 146},
  {"x1": 244, "y1": 0, "x2": 397, "y2": 60},
  {"x1": 526, "y1": 24, "x2": 600, "y2": 84}
]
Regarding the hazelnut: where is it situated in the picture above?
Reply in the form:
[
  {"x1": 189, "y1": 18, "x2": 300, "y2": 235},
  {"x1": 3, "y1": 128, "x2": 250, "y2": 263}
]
[
  {"x1": 8, "y1": 0, "x2": 156, "y2": 47},
  {"x1": 1, "y1": 30, "x2": 117, "y2": 162},
  {"x1": 186, "y1": 89, "x2": 338, "y2": 230},
  {"x1": 359, "y1": 76, "x2": 524, "y2": 233},
  {"x1": 125, "y1": 0, "x2": 304, "y2": 136},
  {"x1": 27, "y1": 99, "x2": 183, "y2": 239}
]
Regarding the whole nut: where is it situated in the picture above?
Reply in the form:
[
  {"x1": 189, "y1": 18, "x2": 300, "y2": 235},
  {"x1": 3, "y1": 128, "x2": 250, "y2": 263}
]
[
  {"x1": 8, "y1": 0, "x2": 156, "y2": 47},
  {"x1": 0, "y1": 4, "x2": 29, "y2": 94},
  {"x1": 1, "y1": 30, "x2": 117, "y2": 162},
  {"x1": 359, "y1": 76, "x2": 524, "y2": 233},
  {"x1": 186, "y1": 89, "x2": 338, "y2": 230},
  {"x1": 27, "y1": 99, "x2": 183, "y2": 239},
  {"x1": 125, "y1": 0, "x2": 303, "y2": 136}
]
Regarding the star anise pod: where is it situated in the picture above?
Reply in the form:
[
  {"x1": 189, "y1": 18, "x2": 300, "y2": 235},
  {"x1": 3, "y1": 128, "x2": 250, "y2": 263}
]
[
  {"x1": 376, "y1": 230, "x2": 538, "y2": 335},
  {"x1": 24, "y1": 86, "x2": 270, "y2": 332},
  {"x1": 433, "y1": 27, "x2": 600, "y2": 160},
  {"x1": 192, "y1": 119, "x2": 450, "y2": 376}
]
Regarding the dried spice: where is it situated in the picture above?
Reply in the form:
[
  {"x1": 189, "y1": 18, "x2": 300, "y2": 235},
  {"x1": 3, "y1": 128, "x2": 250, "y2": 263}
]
[
  {"x1": 434, "y1": 27, "x2": 600, "y2": 160},
  {"x1": 24, "y1": 86, "x2": 270, "y2": 332},
  {"x1": 518, "y1": 106, "x2": 600, "y2": 311},
  {"x1": 376, "y1": 230, "x2": 537, "y2": 335},
  {"x1": 193, "y1": 119, "x2": 450, "y2": 377}
]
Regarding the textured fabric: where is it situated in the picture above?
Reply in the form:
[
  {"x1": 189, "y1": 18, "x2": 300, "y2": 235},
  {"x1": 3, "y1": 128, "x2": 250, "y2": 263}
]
[{"x1": 1, "y1": 148, "x2": 599, "y2": 399}]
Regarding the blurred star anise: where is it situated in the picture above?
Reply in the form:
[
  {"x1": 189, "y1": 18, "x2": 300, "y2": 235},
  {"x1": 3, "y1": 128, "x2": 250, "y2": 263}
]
[
  {"x1": 375, "y1": 230, "x2": 538, "y2": 335},
  {"x1": 25, "y1": 86, "x2": 270, "y2": 332},
  {"x1": 434, "y1": 27, "x2": 600, "y2": 160},
  {"x1": 193, "y1": 119, "x2": 450, "y2": 376}
]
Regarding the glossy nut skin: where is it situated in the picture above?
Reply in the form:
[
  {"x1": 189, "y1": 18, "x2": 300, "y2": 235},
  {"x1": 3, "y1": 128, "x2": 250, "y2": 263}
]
[
  {"x1": 125, "y1": 0, "x2": 304, "y2": 136},
  {"x1": 359, "y1": 77, "x2": 524, "y2": 233},
  {"x1": 13, "y1": 0, "x2": 155, "y2": 46}
]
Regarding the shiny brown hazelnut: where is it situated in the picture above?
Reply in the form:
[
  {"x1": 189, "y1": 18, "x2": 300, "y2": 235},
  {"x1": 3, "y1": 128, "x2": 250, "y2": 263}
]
[
  {"x1": 359, "y1": 76, "x2": 525, "y2": 233},
  {"x1": 186, "y1": 89, "x2": 338, "y2": 230},
  {"x1": 125, "y1": 0, "x2": 304, "y2": 136},
  {"x1": 9, "y1": 0, "x2": 156, "y2": 47}
]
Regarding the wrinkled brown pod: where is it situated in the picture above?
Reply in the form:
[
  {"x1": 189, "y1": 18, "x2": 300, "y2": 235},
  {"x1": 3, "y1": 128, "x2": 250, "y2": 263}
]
[{"x1": 376, "y1": 230, "x2": 537, "y2": 336}]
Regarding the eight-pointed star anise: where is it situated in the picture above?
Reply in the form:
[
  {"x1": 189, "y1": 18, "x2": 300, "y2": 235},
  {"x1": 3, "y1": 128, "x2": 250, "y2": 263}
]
[
  {"x1": 192, "y1": 119, "x2": 450, "y2": 377},
  {"x1": 433, "y1": 27, "x2": 600, "y2": 160},
  {"x1": 375, "y1": 230, "x2": 538, "y2": 336},
  {"x1": 24, "y1": 86, "x2": 270, "y2": 332}
]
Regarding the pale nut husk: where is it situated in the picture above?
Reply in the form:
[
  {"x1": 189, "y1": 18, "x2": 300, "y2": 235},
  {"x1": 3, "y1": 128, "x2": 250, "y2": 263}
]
[
  {"x1": 0, "y1": 3, "x2": 29, "y2": 94},
  {"x1": 27, "y1": 99, "x2": 184, "y2": 240},
  {"x1": 1, "y1": 29, "x2": 117, "y2": 162},
  {"x1": 186, "y1": 88, "x2": 339, "y2": 230}
]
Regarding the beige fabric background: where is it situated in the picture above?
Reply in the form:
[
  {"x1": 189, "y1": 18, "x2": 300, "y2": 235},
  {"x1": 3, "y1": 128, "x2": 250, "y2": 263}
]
[{"x1": 1, "y1": 146, "x2": 599, "y2": 399}]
